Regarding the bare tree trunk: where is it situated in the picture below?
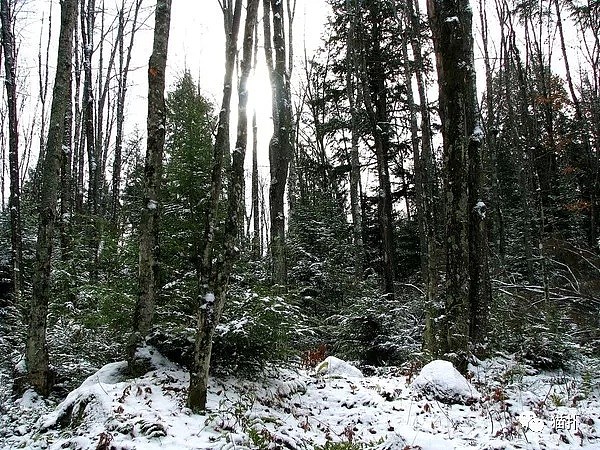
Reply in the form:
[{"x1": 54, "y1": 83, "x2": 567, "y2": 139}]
[
  {"x1": 27, "y1": 0, "x2": 78, "y2": 396},
  {"x1": 111, "y1": 0, "x2": 142, "y2": 229},
  {"x1": 60, "y1": 39, "x2": 73, "y2": 263},
  {"x1": 189, "y1": 0, "x2": 259, "y2": 412},
  {"x1": 251, "y1": 20, "x2": 260, "y2": 259},
  {"x1": 267, "y1": 0, "x2": 292, "y2": 287},
  {"x1": 356, "y1": 1, "x2": 395, "y2": 299},
  {"x1": 81, "y1": 0, "x2": 96, "y2": 215},
  {"x1": 427, "y1": 0, "x2": 486, "y2": 371},
  {"x1": 345, "y1": 0, "x2": 364, "y2": 278},
  {"x1": 0, "y1": 0, "x2": 23, "y2": 304},
  {"x1": 131, "y1": 0, "x2": 172, "y2": 347},
  {"x1": 73, "y1": 14, "x2": 85, "y2": 214},
  {"x1": 401, "y1": 6, "x2": 428, "y2": 296},
  {"x1": 408, "y1": 0, "x2": 437, "y2": 306},
  {"x1": 196, "y1": 0, "x2": 242, "y2": 297},
  {"x1": 188, "y1": 0, "x2": 242, "y2": 412},
  {"x1": 34, "y1": 4, "x2": 52, "y2": 191}
]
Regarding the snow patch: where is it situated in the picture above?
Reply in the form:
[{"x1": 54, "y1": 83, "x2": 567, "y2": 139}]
[
  {"x1": 473, "y1": 201, "x2": 486, "y2": 218},
  {"x1": 471, "y1": 124, "x2": 484, "y2": 143}
]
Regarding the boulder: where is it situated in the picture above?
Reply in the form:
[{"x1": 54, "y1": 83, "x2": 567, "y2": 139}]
[
  {"x1": 411, "y1": 359, "x2": 480, "y2": 405},
  {"x1": 315, "y1": 356, "x2": 363, "y2": 378}
]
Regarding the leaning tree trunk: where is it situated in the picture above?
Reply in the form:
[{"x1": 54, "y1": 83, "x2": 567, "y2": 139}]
[
  {"x1": 187, "y1": 0, "x2": 244, "y2": 412},
  {"x1": 27, "y1": 0, "x2": 78, "y2": 396},
  {"x1": 427, "y1": 0, "x2": 486, "y2": 372},
  {"x1": 131, "y1": 0, "x2": 172, "y2": 349},
  {"x1": 0, "y1": 0, "x2": 23, "y2": 304}
]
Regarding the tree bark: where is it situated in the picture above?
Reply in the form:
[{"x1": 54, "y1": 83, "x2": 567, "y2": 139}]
[
  {"x1": 357, "y1": 1, "x2": 395, "y2": 299},
  {"x1": 189, "y1": 0, "x2": 259, "y2": 412},
  {"x1": 0, "y1": 0, "x2": 23, "y2": 304},
  {"x1": 131, "y1": 0, "x2": 172, "y2": 346},
  {"x1": 268, "y1": 0, "x2": 292, "y2": 287},
  {"x1": 188, "y1": 0, "x2": 243, "y2": 412},
  {"x1": 345, "y1": 0, "x2": 364, "y2": 278},
  {"x1": 27, "y1": 0, "x2": 78, "y2": 395},
  {"x1": 427, "y1": 0, "x2": 487, "y2": 371}
]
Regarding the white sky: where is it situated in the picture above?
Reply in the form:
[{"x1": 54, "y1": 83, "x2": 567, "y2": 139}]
[
  {"x1": 129, "y1": 0, "x2": 331, "y2": 176},
  {"x1": 8, "y1": 0, "x2": 330, "y2": 189}
]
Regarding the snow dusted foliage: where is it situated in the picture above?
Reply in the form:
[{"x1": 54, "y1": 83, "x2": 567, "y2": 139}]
[{"x1": 411, "y1": 359, "x2": 481, "y2": 405}]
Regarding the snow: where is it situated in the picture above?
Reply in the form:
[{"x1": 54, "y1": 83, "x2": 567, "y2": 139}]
[
  {"x1": 2, "y1": 353, "x2": 600, "y2": 449},
  {"x1": 316, "y1": 356, "x2": 364, "y2": 378},
  {"x1": 471, "y1": 124, "x2": 485, "y2": 143},
  {"x1": 146, "y1": 199, "x2": 158, "y2": 210},
  {"x1": 445, "y1": 16, "x2": 459, "y2": 23},
  {"x1": 411, "y1": 359, "x2": 481, "y2": 405},
  {"x1": 474, "y1": 201, "x2": 487, "y2": 218}
]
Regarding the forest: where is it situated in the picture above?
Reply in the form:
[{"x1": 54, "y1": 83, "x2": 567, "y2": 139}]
[{"x1": 1, "y1": 0, "x2": 600, "y2": 448}]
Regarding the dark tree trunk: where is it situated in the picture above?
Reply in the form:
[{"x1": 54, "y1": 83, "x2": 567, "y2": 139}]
[
  {"x1": 0, "y1": 0, "x2": 23, "y2": 304},
  {"x1": 251, "y1": 16, "x2": 260, "y2": 259},
  {"x1": 27, "y1": 0, "x2": 78, "y2": 395},
  {"x1": 427, "y1": 0, "x2": 488, "y2": 371},
  {"x1": 358, "y1": 1, "x2": 395, "y2": 299},
  {"x1": 408, "y1": 0, "x2": 438, "y2": 307},
  {"x1": 131, "y1": 0, "x2": 172, "y2": 346},
  {"x1": 268, "y1": 0, "x2": 292, "y2": 287},
  {"x1": 345, "y1": 0, "x2": 364, "y2": 278},
  {"x1": 60, "y1": 44, "x2": 73, "y2": 263},
  {"x1": 252, "y1": 108, "x2": 260, "y2": 258}
]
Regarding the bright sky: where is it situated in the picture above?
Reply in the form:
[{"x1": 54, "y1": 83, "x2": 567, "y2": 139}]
[
  {"x1": 129, "y1": 0, "x2": 331, "y2": 175},
  {"x1": 8, "y1": 0, "x2": 330, "y2": 190}
]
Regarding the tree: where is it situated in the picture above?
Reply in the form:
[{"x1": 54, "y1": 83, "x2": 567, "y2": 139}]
[
  {"x1": 187, "y1": 0, "x2": 244, "y2": 412},
  {"x1": 27, "y1": 0, "x2": 78, "y2": 395},
  {"x1": 131, "y1": 0, "x2": 172, "y2": 349},
  {"x1": 265, "y1": 0, "x2": 293, "y2": 287},
  {"x1": 345, "y1": 0, "x2": 365, "y2": 277},
  {"x1": 111, "y1": 0, "x2": 143, "y2": 229},
  {"x1": 0, "y1": 0, "x2": 23, "y2": 304},
  {"x1": 356, "y1": 0, "x2": 396, "y2": 299},
  {"x1": 426, "y1": 0, "x2": 490, "y2": 370}
]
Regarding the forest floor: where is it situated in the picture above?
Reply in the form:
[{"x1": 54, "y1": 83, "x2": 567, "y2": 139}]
[{"x1": 1, "y1": 347, "x2": 600, "y2": 450}]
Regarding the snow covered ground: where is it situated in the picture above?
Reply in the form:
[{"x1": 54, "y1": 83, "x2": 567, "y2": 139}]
[{"x1": 1, "y1": 348, "x2": 600, "y2": 449}]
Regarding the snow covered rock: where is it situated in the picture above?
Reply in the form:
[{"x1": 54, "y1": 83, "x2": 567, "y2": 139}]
[
  {"x1": 40, "y1": 361, "x2": 128, "y2": 431},
  {"x1": 315, "y1": 356, "x2": 363, "y2": 378},
  {"x1": 411, "y1": 359, "x2": 480, "y2": 405}
]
